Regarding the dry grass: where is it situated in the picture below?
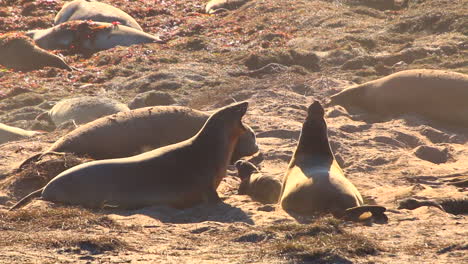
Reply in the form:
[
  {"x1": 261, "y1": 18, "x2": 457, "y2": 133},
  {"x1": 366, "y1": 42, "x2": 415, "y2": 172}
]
[
  {"x1": 263, "y1": 217, "x2": 379, "y2": 262},
  {"x1": 0, "y1": 207, "x2": 132, "y2": 252}
]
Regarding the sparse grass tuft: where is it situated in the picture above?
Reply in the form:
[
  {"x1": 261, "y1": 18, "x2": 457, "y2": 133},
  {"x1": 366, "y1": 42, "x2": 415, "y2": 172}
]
[
  {"x1": 0, "y1": 207, "x2": 132, "y2": 251},
  {"x1": 263, "y1": 216, "x2": 379, "y2": 262}
]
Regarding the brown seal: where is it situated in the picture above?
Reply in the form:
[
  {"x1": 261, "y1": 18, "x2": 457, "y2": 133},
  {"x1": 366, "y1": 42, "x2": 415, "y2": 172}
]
[
  {"x1": 26, "y1": 20, "x2": 162, "y2": 53},
  {"x1": 279, "y1": 101, "x2": 364, "y2": 215},
  {"x1": 9, "y1": 102, "x2": 249, "y2": 210},
  {"x1": 0, "y1": 33, "x2": 72, "y2": 71},
  {"x1": 279, "y1": 101, "x2": 387, "y2": 221},
  {"x1": 18, "y1": 105, "x2": 258, "y2": 169},
  {"x1": 55, "y1": 0, "x2": 143, "y2": 31},
  {"x1": 329, "y1": 69, "x2": 468, "y2": 126},
  {"x1": 235, "y1": 160, "x2": 282, "y2": 204},
  {"x1": 398, "y1": 198, "x2": 468, "y2": 215}
]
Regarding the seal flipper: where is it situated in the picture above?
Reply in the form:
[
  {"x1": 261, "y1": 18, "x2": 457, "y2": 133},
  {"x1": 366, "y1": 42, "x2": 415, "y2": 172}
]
[
  {"x1": 341, "y1": 205, "x2": 388, "y2": 222},
  {"x1": 204, "y1": 188, "x2": 222, "y2": 205},
  {"x1": 8, "y1": 188, "x2": 44, "y2": 211}
]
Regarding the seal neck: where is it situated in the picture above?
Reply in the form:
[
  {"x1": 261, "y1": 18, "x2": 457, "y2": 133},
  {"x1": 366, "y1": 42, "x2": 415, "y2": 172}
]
[{"x1": 292, "y1": 119, "x2": 334, "y2": 165}]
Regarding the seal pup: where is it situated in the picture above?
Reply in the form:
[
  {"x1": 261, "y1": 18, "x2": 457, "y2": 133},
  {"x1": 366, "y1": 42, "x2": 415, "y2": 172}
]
[
  {"x1": 0, "y1": 123, "x2": 41, "y2": 145},
  {"x1": 55, "y1": 0, "x2": 143, "y2": 31},
  {"x1": 27, "y1": 20, "x2": 162, "y2": 53},
  {"x1": 329, "y1": 69, "x2": 468, "y2": 126},
  {"x1": 205, "y1": 0, "x2": 250, "y2": 14},
  {"x1": 279, "y1": 101, "x2": 364, "y2": 216},
  {"x1": 398, "y1": 198, "x2": 468, "y2": 215},
  {"x1": 9, "y1": 102, "x2": 250, "y2": 210},
  {"x1": 18, "y1": 106, "x2": 258, "y2": 169},
  {"x1": 45, "y1": 96, "x2": 130, "y2": 126},
  {"x1": 0, "y1": 33, "x2": 72, "y2": 71},
  {"x1": 235, "y1": 160, "x2": 282, "y2": 204}
]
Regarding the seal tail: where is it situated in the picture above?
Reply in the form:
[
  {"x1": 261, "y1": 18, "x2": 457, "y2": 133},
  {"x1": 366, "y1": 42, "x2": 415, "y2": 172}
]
[{"x1": 8, "y1": 188, "x2": 44, "y2": 211}]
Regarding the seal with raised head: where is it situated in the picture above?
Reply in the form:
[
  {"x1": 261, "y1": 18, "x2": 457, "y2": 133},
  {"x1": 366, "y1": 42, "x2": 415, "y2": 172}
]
[
  {"x1": 0, "y1": 123, "x2": 41, "y2": 145},
  {"x1": 45, "y1": 96, "x2": 130, "y2": 126},
  {"x1": 279, "y1": 101, "x2": 364, "y2": 216},
  {"x1": 55, "y1": 0, "x2": 143, "y2": 31},
  {"x1": 235, "y1": 160, "x2": 282, "y2": 204},
  {"x1": 27, "y1": 20, "x2": 162, "y2": 53},
  {"x1": 0, "y1": 33, "x2": 72, "y2": 71},
  {"x1": 18, "y1": 105, "x2": 258, "y2": 169},
  {"x1": 329, "y1": 69, "x2": 468, "y2": 126},
  {"x1": 10, "y1": 102, "x2": 250, "y2": 210}
]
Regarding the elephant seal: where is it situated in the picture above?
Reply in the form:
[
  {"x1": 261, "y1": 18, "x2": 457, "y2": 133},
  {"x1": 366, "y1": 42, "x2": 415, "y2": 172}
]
[
  {"x1": 44, "y1": 96, "x2": 130, "y2": 126},
  {"x1": 398, "y1": 198, "x2": 468, "y2": 215},
  {"x1": 329, "y1": 69, "x2": 468, "y2": 126},
  {"x1": 55, "y1": 0, "x2": 143, "y2": 31},
  {"x1": 18, "y1": 105, "x2": 258, "y2": 169},
  {"x1": 0, "y1": 123, "x2": 41, "y2": 145},
  {"x1": 0, "y1": 33, "x2": 72, "y2": 71},
  {"x1": 205, "y1": 0, "x2": 250, "y2": 14},
  {"x1": 279, "y1": 101, "x2": 364, "y2": 216},
  {"x1": 235, "y1": 160, "x2": 282, "y2": 204},
  {"x1": 26, "y1": 20, "x2": 162, "y2": 53},
  {"x1": 9, "y1": 102, "x2": 249, "y2": 210}
]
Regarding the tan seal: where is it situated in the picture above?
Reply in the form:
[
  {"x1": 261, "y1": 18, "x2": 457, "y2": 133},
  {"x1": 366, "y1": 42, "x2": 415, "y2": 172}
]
[
  {"x1": 10, "y1": 102, "x2": 249, "y2": 210},
  {"x1": 0, "y1": 123, "x2": 41, "y2": 145},
  {"x1": 329, "y1": 69, "x2": 468, "y2": 126},
  {"x1": 235, "y1": 160, "x2": 282, "y2": 204},
  {"x1": 0, "y1": 33, "x2": 72, "y2": 71},
  {"x1": 279, "y1": 101, "x2": 364, "y2": 215},
  {"x1": 55, "y1": 0, "x2": 143, "y2": 31},
  {"x1": 27, "y1": 20, "x2": 162, "y2": 53},
  {"x1": 205, "y1": 0, "x2": 250, "y2": 14},
  {"x1": 18, "y1": 105, "x2": 258, "y2": 169},
  {"x1": 46, "y1": 96, "x2": 130, "y2": 126}
]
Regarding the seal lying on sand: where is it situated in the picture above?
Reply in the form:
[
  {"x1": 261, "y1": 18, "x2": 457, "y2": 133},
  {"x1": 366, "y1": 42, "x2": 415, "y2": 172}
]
[
  {"x1": 205, "y1": 0, "x2": 250, "y2": 14},
  {"x1": 0, "y1": 33, "x2": 72, "y2": 71},
  {"x1": 43, "y1": 96, "x2": 130, "y2": 126},
  {"x1": 329, "y1": 69, "x2": 468, "y2": 126},
  {"x1": 0, "y1": 123, "x2": 41, "y2": 145},
  {"x1": 10, "y1": 102, "x2": 249, "y2": 210},
  {"x1": 27, "y1": 20, "x2": 162, "y2": 53},
  {"x1": 279, "y1": 101, "x2": 386, "y2": 221},
  {"x1": 235, "y1": 160, "x2": 282, "y2": 204},
  {"x1": 398, "y1": 198, "x2": 468, "y2": 215},
  {"x1": 19, "y1": 105, "x2": 258, "y2": 169},
  {"x1": 55, "y1": 0, "x2": 143, "y2": 31}
]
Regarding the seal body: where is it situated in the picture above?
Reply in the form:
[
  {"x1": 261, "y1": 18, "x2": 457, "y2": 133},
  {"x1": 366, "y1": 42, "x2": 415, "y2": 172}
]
[
  {"x1": 0, "y1": 123, "x2": 40, "y2": 145},
  {"x1": 0, "y1": 33, "x2": 72, "y2": 71},
  {"x1": 330, "y1": 69, "x2": 468, "y2": 126},
  {"x1": 37, "y1": 106, "x2": 257, "y2": 162},
  {"x1": 205, "y1": 0, "x2": 250, "y2": 14},
  {"x1": 13, "y1": 102, "x2": 249, "y2": 209},
  {"x1": 55, "y1": 0, "x2": 143, "y2": 31},
  {"x1": 27, "y1": 20, "x2": 161, "y2": 53},
  {"x1": 279, "y1": 101, "x2": 363, "y2": 215},
  {"x1": 48, "y1": 96, "x2": 130, "y2": 126},
  {"x1": 236, "y1": 160, "x2": 282, "y2": 204}
]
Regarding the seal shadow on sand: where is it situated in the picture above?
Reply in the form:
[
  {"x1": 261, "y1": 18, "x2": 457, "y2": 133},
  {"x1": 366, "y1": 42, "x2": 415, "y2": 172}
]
[{"x1": 104, "y1": 200, "x2": 255, "y2": 225}]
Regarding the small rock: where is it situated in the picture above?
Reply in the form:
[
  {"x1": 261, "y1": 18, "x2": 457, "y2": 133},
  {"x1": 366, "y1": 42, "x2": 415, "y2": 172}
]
[{"x1": 413, "y1": 145, "x2": 450, "y2": 164}]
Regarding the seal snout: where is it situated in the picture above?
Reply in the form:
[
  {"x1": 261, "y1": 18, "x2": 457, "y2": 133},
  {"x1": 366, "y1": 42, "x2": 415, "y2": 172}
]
[
  {"x1": 234, "y1": 101, "x2": 249, "y2": 116},
  {"x1": 307, "y1": 100, "x2": 325, "y2": 118}
]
